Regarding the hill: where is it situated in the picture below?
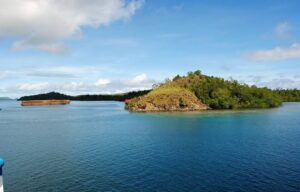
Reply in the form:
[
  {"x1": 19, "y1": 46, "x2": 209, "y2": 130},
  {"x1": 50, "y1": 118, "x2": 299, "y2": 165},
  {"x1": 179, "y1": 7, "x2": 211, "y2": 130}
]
[
  {"x1": 126, "y1": 70, "x2": 283, "y2": 111},
  {"x1": 126, "y1": 85, "x2": 208, "y2": 112},
  {"x1": 19, "y1": 92, "x2": 72, "y2": 101}
]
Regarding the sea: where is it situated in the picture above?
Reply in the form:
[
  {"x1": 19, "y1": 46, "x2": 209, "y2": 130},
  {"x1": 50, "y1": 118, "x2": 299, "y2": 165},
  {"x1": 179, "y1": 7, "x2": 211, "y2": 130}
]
[{"x1": 0, "y1": 101, "x2": 299, "y2": 192}]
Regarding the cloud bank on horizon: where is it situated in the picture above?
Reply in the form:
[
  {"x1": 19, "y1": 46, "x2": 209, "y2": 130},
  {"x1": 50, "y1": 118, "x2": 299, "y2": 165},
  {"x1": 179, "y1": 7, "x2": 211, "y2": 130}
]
[
  {"x1": 10, "y1": 73, "x2": 155, "y2": 95},
  {"x1": 0, "y1": 0, "x2": 300, "y2": 97}
]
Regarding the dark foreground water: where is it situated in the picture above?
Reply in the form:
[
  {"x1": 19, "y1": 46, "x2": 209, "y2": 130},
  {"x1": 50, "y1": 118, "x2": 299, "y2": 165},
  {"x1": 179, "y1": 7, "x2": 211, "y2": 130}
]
[{"x1": 0, "y1": 101, "x2": 299, "y2": 192}]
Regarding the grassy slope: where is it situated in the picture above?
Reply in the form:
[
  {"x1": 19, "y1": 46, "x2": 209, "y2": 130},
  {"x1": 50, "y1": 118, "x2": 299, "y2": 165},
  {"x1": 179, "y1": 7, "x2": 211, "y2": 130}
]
[{"x1": 127, "y1": 85, "x2": 208, "y2": 111}]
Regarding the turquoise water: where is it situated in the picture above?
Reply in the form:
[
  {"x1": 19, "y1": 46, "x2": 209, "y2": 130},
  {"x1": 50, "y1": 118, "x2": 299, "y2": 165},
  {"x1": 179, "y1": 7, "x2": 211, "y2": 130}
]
[{"x1": 0, "y1": 101, "x2": 299, "y2": 192}]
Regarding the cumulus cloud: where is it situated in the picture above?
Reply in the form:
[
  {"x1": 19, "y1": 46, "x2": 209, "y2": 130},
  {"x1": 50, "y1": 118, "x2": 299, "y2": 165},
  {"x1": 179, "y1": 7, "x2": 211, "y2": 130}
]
[
  {"x1": 248, "y1": 43, "x2": 300, "y2": 61},
  {"x1": 95, "y1": 79, "x2": 111, "y2": 86},
  {"x1": 129, "y1": 73, "x2": 148, "y2": 84},
  {"x1": 274, "y1": 22, "x2": 292, "y2": 39},
  {"x1": 121, "y1": 73, "x2": 154, "y2": 91},
  {"x1": 0, "y1": 0, "x2": 144, "y2": 53}
]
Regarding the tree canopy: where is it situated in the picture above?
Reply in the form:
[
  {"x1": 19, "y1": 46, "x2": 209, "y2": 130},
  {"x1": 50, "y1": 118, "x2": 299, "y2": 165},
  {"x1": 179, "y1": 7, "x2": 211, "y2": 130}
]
[{"x1": 170, "y1": 71, "x2": 283, "y2": 109}]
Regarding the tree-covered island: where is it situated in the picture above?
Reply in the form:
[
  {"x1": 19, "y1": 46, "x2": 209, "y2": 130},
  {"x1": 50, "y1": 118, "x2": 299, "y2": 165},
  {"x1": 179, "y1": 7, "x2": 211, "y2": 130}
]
[{"x1": 126, "y1": 71, "x2": 283, "y2": 111}]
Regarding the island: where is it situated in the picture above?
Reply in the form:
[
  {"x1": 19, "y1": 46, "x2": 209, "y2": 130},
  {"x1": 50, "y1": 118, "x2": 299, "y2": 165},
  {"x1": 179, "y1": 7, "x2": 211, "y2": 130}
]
[
  {"x1": 0, "y1": 97, "x2": 13, "y2": 100},
  {"x1": 126, "y1": 70, "x2": 300, "y2": 112}
]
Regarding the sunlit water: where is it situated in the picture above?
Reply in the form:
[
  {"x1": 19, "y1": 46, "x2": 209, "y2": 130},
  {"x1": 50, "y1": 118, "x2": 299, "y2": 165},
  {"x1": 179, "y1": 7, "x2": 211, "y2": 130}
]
[{"x1": 0, "y1": 101, "x2": 299, "y2": 192}]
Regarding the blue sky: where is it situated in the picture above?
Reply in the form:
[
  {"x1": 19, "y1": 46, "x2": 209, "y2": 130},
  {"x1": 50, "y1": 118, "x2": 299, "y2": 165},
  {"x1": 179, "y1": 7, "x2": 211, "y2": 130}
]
[{"x1": 1, "y1": 0, "x2": 300, "y2": 98}]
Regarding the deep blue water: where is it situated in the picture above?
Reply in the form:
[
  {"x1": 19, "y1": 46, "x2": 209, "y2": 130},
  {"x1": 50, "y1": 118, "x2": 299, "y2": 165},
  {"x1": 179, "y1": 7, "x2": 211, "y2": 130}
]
[{"x1": 0, "y1": 101, "x2": 299, "y2": 192}]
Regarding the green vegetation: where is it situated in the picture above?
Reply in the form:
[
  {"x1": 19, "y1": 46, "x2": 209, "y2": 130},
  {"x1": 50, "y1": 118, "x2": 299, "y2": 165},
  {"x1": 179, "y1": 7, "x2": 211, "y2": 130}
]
[
  {"x1": 19, "y1": 90, "x2": 150, "y2": 101},
  {"x1": 274, "y1": 89, "x2": 300, "y2": 102},
  {"x1": 170, "y1": 70, "x2": 282, "y2": 109},
  {"x1": 126, "y1": 84, "x2": 207, "y2": 111},
  {"x1": 20, "y1": 92, "x2": 72, "y2": 101},
  {"x1": 128, "y1": 70, "x2": 285, "y2": 111}
]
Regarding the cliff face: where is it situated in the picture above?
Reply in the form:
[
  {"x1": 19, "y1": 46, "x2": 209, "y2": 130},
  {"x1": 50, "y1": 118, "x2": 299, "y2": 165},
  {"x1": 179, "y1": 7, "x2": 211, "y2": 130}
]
[
  {"x1": 21, "y1": 100, "x2": 70, "y2": 106},
  {"x1": 126, "y1": 86, "x2": 208, "y2": 112}
]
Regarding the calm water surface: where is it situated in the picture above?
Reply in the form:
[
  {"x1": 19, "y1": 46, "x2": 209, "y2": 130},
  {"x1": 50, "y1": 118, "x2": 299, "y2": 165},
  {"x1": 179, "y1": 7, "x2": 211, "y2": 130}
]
[{"x1": 0, "y1": 101, "x2": 299, "y2": 192}]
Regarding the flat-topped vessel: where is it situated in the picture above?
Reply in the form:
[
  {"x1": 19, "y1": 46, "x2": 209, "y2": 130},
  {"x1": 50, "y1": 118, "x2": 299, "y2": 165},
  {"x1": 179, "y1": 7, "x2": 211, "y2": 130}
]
[{"x1": 21, "y1": 100, "x2": 70, "y2": 106}]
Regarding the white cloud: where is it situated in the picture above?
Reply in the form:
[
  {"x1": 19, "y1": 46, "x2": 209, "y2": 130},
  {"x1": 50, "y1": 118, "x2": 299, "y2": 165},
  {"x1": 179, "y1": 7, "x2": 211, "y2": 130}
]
[
  {"x1": 19, "y1": 82, "x2": 49, "y2": 91},
  {"x1": 95, "y1": 79, "x2": 111, "y2": 86},
  {"x1": 248, "y1": 43, "x2": 300, "y2": 61},
  {"x1": 0, "y1": 0, "x2": 144, "y2": 53},
  {"x1": 274, "y1": 22, "x2": 292, "y2": 39},
  {"x1": 129, "y1": 73, "x2": 148, "y2": 84},
  {"x1": 118, "y1": 73, "x2": 155, "y2": 91}
]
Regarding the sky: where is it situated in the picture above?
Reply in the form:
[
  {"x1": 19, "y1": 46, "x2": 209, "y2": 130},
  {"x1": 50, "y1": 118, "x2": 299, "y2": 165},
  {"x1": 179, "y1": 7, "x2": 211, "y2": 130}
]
[{"x1": 1, "y1": 0, "x2": 300, "y2": 98}]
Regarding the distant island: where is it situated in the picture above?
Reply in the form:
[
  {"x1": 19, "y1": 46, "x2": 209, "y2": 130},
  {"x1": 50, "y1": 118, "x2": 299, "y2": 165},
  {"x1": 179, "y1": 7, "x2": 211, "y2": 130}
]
[
  {"x1": 19, "y1": 90, "x2": 150, "y2": 102},
  {"x1": 0, "y1": 97, "x2": 13, "y2": 100},
  {"x1": 19, "y1": 70, "x2": 300, "y2": 112}
]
